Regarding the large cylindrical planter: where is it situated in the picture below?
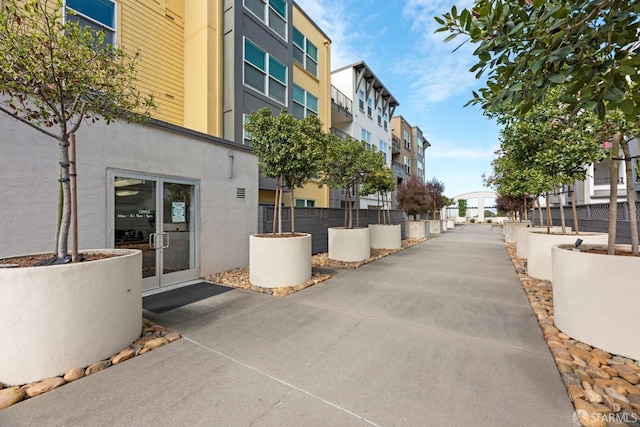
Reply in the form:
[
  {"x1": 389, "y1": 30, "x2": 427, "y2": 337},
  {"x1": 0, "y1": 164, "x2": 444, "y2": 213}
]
[
  {"x1": 515, "y1": 226, "x2": 568, "y2": 259},
  {"x1": 369, "y1": 224, "x2": 401, "y2": 250},
  {"x1": 552, "y1": 244, "x2": 640, "y2": 360},
  {"x1": 0, "y1": 249, "x2": 142, "y2": 385},
  {"x1": 328, "y1": 227, "x2": 370, "y2": 262},
  {"x1": 527, "y1": 232, "x2": 608, "y2": 281},
  {"x1": 428, "y1": 220, "x2": 442, "y2": 235},
  {"x1": 504, "y1": 222, "x2": 531, "y2": 243},
  {"x1": 405, "y1": 221, "x2": 429, "y2": 239},
  {"x1": 250, "y1": 233, "x2": 311, "y2": 288},
  {"x1": 446, "y1": 220, "x2": 455, "y2": 229}
]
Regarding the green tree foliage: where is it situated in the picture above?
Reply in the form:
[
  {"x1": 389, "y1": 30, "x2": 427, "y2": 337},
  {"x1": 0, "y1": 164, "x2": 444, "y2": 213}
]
[
  {"x1": 320, "y1": 135, "x2": 382, "y2": 228},
  {"x1": 458, "y1": 199, "x2": 467, "y2": 217},
  {"x1": 244, "y1": 108, "x2": 326, "y2": 235},
  {"x1": 360, "y1": 165, "x2": 396, "y2": 224},
  {"x1": 0, "y1": 0, "x2": 155, "y2": 261},
  {"x1": 396, "y1": 176, "x2": 429, "y2": 220},
  {"x1": 437, "y1": 0, "x2": 640, "y2": 253}
]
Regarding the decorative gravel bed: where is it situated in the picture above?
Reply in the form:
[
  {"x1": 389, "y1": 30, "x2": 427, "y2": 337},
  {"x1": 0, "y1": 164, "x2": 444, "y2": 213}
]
[
  {"x1": 506, "y1": 243, "x2": 640, "y2": 427},
  {"x1": 203, "y1": 238, "x2": 428, "y2": 297}
]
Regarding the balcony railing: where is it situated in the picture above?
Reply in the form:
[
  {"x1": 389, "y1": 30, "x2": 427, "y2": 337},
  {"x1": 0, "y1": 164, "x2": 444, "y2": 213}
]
[
  {"x1": 594, "y1": 177, "x2": 624, "y2": 186},
  {"x1": 330, "y1": 127, "x2": 348, "y2": 140},
  {"x1": 331, "y1": 85, "x2": 352, "y2": 117}
]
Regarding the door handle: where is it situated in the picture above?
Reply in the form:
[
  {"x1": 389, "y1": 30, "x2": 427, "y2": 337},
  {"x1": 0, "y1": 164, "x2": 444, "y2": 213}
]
[
  {"x1": 161, "y1": 232, "x2": 170, "y2": 249},
  {"x1": 149, "y1": 233, "x2": 157, "y2": 249}
]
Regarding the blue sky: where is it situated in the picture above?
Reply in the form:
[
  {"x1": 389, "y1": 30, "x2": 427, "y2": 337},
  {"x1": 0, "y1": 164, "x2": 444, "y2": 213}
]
[{"x1": 296, "y1": 0, "x2": 501, "y2": 198}]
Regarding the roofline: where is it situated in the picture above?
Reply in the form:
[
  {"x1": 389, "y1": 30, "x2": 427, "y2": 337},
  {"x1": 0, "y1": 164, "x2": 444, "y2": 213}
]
[
  {"x1": 293, "y1": 1, "x2": 332, "y2": 43},
  {"x1": 332, "y1": 60, "x2": 399, "y2": 107}
]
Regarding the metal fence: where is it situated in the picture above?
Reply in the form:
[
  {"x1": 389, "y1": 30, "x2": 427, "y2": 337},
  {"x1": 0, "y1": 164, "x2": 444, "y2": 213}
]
[
  {"x1": 543, "y1": 202, "x2": 640, "y2": 244},
  {"x1": 258, "y1": 206, "x2": 406, "y2": 254}
]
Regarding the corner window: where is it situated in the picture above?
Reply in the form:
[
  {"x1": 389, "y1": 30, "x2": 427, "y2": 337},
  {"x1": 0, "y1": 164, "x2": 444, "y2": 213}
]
[
  {"x1": 292, "y1": 85, "x2": 318, "y2": 119},
  {"x1": 65, "y1": 0, "x2": 116, "y2": 46},
  {"x1": 244, "y1": 0, "x2": 287, "y2": 40},
  {"x1": 293, "y1": 27, "x2": 318, "y2": 77},
  {"x1": 244, "y1": 38, "x2": 287, "y2": 105}
]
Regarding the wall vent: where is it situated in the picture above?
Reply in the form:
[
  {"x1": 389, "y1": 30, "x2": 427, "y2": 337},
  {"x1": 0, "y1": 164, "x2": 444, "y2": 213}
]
[{"x1": 236, "y1": 188, "x2": 246, "y2": 199}]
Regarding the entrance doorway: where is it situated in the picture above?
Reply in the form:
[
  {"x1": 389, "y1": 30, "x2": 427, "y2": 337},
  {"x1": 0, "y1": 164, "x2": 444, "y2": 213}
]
[{"x1": 110, "y1": 172, "x2": 199, "y2": 292}]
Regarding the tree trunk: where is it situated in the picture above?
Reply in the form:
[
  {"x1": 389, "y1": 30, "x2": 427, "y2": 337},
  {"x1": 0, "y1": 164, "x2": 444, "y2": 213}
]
[
  {"x1": 569, "y1": 184, "x2": 579, "y2": 234},
  {"x1": 545, "y1": 193, "x2": 552, "y2": 234},
  {"x1": 69, "y1": 134, "x2": 78, "y2": 262},
  {"x1": 523, "y1": 196, "x2": 528, "y2": 222},
  {"x1": 278, "y1": 180, "x2": 283, "y2": 235},
  {"x1": 621, "y1": 140, "x2": 638, "y2": 255},
  {"x1": 56, "y1": 138, "x2": 71, "y2": 261},
  {"x1": 290, "y1": 185, "x2": 296, "y2": 234},
  {"x1": 377, "y1": 192, "x2": 381, "y2": 224},
  {"x1": 558, "y1": 188, "x2": 567, "y2": 235},
  {"x1": 272, "y1": 178, "x2": 279, "y2": 235},
  {"x1": 607, "y1": 132, "x2": 621, "y2": 255}
]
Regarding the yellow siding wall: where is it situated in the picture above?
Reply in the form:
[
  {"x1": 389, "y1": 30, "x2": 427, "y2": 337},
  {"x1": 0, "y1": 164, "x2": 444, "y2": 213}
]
[
  {"x1": 291, "y1": 5, "x2": 332, "y2": 207},
  {"x1": 119, "y1": 0, "x2": 184, "y2": 126}
]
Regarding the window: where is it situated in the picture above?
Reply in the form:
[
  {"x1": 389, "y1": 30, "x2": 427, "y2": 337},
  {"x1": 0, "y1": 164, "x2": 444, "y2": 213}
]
[
  {"x1": 362, "y1": 129, "x2": 371, "y2": 150},
  {"x1": 377, "y1": 108, "x2": 382, "y2": 126},
  {"x1": 404, "y1": 155, "x2": 411, "y2": 174},
  {"x1": 293, "y1": 28, "x2": 318, "y2": 77},
  {"x1": 244, "y1": 38, "x2": 287, "y2": 104},
  {"x1": 403, "y1": 130, "x2": 410, "y2": 150},
  {"x1": 367, "y1": 98, "x2": 372, "y2": 118},
  {"x1": 358, "y1": 90, "x2": 365, "y2": 111},
  {"x1": 379, "y1": 140, "x2": 388, "y2": 163},
  {"x1": 417, "y1": 160, "x2": 424, "y2": 178},
  {"x1": 244, "y1": 0, "x2": 287, "y2": 39},
  {"x1": 417, "y1": 143, "x2": 423, "y2": 155},
  {"x1": 242, "y1": 114, "x2": 252, "y2": 146},
  {"x1": 295, "y1": 199, "x2": 315, "y2": 207},
  {"x1": 383, "y1": 113, "x2": 388, "y2": 130},
  {"x1": 65, "y1": 0, "x2": 116, "y2": 46},
  {"x1": 292, "y1": 85, "x2": 318, "y2": 119}
]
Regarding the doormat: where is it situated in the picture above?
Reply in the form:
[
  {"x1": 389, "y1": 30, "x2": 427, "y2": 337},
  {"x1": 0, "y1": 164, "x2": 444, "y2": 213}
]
[{"x1": 143, "y1": 282, "x2": 233, "y2": 314}]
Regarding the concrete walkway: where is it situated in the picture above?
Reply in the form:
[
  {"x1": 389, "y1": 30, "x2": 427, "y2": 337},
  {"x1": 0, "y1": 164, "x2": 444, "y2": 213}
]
[{"x1": 0, "y1": 225, "x2": 575, "y2": 426}]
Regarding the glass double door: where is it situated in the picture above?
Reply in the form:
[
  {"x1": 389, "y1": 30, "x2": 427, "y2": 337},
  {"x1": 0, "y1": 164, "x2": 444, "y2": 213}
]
[{"x1": 112, "y1": 173, "x2": 198, "y2": 291}]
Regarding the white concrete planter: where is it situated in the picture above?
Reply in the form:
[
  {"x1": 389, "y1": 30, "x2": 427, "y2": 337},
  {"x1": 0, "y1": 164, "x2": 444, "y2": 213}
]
[
  {"x1": 515, "y1": 226, "x2": 568, "y2": 259},
  {"x1": 428, "y1": 220, "x2": 442, "y2": 235},
  {"x1": 249, "y1": 233, "x2": 311, "y2": 288},
  {"x1": 446, "y1": 220, "x2": 455, "y2": 230},
  {"x1": 328, "y1": 227, "x2": 370, "y2": 262},
  {"x1": 405, "y1": 221, "x2": 429, "y2": 239},
  {"x1": 527, "y1": 232, "x2": 608, "y2": 281},
  {"x1": 504, "y1": 222, "x2": 531, "y2": 243},
  {"x1": 369, "y1": 224, "x2": 401, "y2": 250},
  {"x1": 0, "y1": 249, "x2": 142, "y2": 385},
  {"x1": 552, "y1": 244, "x2": 640, "y2": 360}
]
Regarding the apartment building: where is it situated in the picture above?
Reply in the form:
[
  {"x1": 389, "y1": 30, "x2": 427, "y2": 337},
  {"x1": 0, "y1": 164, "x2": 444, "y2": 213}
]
[
  {"x1": 389, "y1": 116, "x2": 430, "y2": 206},
  {"x1": 330, "y1": 61, "x2": 399, "y2": 209},
  {"x1": 0, "y1": 0, "x2": 332, "y2": 294}
]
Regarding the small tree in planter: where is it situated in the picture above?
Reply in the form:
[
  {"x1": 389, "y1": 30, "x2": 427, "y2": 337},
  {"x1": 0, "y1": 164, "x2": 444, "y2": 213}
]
[
  {"x1": 360, "y1": 165, "x2": 396, "y2": 225},
  {"x1": 0, "y1": 0, "x2": 155, "y2": 264},
  {"x1": 424, "y1": 177, "x2": 447, "y2": 220},
  {"x1": 0, "y1": 0, "x2": 155, "y2": 385},
  {"x1": 397, "y1": 175, "x2": 429, "y2": 221},
  {"x1": 244, "y1": 108, "x2": 325, "y2": 235}
]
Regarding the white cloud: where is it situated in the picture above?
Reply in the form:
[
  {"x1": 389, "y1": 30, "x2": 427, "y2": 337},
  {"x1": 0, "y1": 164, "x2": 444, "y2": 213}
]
[{"x1": 294, "y1": 0, "x2": 364, "y2": 68}]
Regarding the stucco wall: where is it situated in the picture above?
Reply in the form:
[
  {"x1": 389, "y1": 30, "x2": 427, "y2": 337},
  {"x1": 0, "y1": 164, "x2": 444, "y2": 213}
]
[{"x1": 0, "y1": 114, "x2": 257, "y2": 276}]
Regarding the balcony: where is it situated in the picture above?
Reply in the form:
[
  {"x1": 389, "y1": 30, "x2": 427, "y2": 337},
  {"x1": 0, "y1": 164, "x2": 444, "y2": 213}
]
[
  {"x1": 331, "y1": 85, "x2": 353, "y2": 125},
  {"x1": 391, "y1": 135, "x2": 401, "y2": 154},
  {"x1": 330, "y1": 127, "x2": 348, "y2": 140},
  {"x1": 392, "y1": 161, "x2": 406, "y2": 179}
]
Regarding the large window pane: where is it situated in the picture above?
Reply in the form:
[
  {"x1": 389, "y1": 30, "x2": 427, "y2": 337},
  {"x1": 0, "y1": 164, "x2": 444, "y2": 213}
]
[
  {"x1": 293, "y1": 85, "x2": 305, "y2": 103},
  {"x1": 244, "y1": 64, "x2": 265, "y2": 92},
  {"x1": 307, "y1": 93, "x2": 318, "y2": 112},
  {"x1": 305, "y1": 60, "x2": 317, "y2": 77},
  {"x1": 293, "y1": 28, "x2": 304, "y2": 48},
  {"x1": 269, "y1": 0, "x2": 286, "y2": 19},
  {"x1": 306, "y1": 40, "x2": 318, "y2": 61},
  {"x1": 269, "y1": 79, "x2": 286, "y2": 104},
  {"x1": 292, "y1": 103, "x2": 304, "y2": 119},
  {"x1": 269, "y1": 11, "x2": 286, "y2": 38},
  {"x1": 67, "y1": 14, "x2": 114, "y2": 45},
  {"x1": 244, "y1": 0, "x2": 265, "y2": 19},
  {"x1": 293, "y1": 46, "x2": 304, "y2": 64},
  {"x1": 269, "y1": 57, "x2": 286, "y2": 84},
  {"x1": 67, "y1": 0, "x2": 115, "y2": 28},
  {"x1": 245, "y1": 39, "x2": 265, "y2": 70}
]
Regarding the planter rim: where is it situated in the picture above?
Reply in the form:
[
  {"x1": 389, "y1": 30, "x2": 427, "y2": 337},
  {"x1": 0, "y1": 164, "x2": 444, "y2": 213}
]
[
  {"x1": 0, "y1": 248, "x2": 141, "y2": 270},
  {"x1": 530, "y1": 231, "x2": 606, "y2": 236},
  {"x1": 328, "y1": 227, "x2": 368, "y2": 230},
  {"x1": 554, "y1": 243, "x2": 632, "y2": 252},
  {"x1": 368, "y1": 223, "x2": 400, "y2": 226},
  {"x1": 250, "y1": 232, "x2": 311, "y2": 238}
]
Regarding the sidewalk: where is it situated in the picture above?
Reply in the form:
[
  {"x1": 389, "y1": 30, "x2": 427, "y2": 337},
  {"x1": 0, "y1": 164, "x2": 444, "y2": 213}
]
[{"x1": 0, "y1": 225, "x2": 575, "y2": 426}]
